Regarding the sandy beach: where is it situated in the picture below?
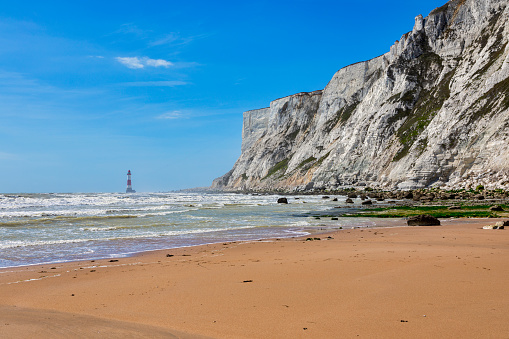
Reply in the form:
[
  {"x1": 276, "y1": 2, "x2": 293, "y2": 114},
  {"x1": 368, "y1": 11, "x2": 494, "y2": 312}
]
[{"x1": 1, "y1": 218, "x2": 508, "y2": 338}]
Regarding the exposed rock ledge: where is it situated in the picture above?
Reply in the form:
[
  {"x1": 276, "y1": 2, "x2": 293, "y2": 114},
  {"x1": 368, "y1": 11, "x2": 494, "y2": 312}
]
[{"x1": 213, "y1": 0, "x2": 509, "y2": 192}]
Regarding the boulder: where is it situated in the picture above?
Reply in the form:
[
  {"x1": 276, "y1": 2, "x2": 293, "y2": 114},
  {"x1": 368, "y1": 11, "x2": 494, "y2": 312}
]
[
  {"x1": 361, "y1": 200, "x2": 373, "y2": 205},
  {"x1": 322, "y1": 196, "x2": 330, "y2": 199},
  {"x1": 277, "y1": 197, "x2": 288, "y2": 204},
  {"x1": 345, "y1": 198, "x2": 354, "y2": 203},
  {"x1": 347, "y1": 193, "x2": 357, "y2": 199},
  {"x1": 332, "y1": 198, "x2": 338, "y2": 201},
  {"x1": 448, "y1": 206, "x2": 461, "y2": 210},
  {"x1": 402, "y1": 192, "x2": 413, "y2": 199},
  {"x1": 407, "y1": 214, "x2": 441, "y2": 226},
  {"x1": 489, "y1": 205, "x2": 504, "y2": 211}
]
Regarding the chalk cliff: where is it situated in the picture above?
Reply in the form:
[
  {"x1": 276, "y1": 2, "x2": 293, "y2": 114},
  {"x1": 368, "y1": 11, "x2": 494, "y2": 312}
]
[{"x1": 213, "y1": 0, "x2": 509, "y2": 192}]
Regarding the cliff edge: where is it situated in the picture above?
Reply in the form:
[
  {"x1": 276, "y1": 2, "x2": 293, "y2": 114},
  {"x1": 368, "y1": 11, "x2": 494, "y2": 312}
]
[{"x1": 213, "y1": 0, "x2": 509, "y2": 192}]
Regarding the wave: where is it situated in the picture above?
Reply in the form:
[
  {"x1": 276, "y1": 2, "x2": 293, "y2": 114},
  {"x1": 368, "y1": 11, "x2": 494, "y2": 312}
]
[
  {"x1": 0, "y1": 214, "x2": 139, "y2": 227},
  {"x1": 0, "y1": 225, "x2": 258, "y2": 249}
]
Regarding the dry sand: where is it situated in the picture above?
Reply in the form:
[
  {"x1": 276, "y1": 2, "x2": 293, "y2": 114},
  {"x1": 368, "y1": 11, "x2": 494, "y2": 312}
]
[{"x1": 1, "y1": 218, "x2": 508, "y2": 338}]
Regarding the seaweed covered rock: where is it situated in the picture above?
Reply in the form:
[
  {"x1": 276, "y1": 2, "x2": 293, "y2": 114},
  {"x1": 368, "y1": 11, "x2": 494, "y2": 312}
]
[{"x1": 407, "y1": 214, "x2": 441, "y2": 226}]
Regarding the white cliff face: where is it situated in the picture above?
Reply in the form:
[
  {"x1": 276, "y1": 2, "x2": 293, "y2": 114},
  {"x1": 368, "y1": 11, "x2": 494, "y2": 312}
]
[{"x1": 213, "y1": 0, "x2": 509, "y2": 191}]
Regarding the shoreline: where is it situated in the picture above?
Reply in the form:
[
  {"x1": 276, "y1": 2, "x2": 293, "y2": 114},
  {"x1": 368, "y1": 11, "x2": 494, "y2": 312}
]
[
  {"x1": 1, "y1": 217, "x2": 508, "y2": 338},
  {"x1": 0, "y1": 215, "x2": 402, "y2": 271}
]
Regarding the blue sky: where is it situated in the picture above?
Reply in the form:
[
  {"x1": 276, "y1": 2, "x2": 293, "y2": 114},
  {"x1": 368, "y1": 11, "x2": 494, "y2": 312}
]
[{"x1": 0, "y1": 0, "x2": 446, "y2": 193}]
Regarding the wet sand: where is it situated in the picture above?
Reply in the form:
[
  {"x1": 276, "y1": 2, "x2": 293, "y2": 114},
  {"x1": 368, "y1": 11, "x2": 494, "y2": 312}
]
[{"x1": 1, "y1": 218, "x2": 508, "y2": 338}]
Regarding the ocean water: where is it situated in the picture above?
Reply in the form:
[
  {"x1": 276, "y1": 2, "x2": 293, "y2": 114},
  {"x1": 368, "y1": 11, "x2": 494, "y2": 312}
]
[{"x1": 0, "y1": 192, "x2": 374, "y2": 268}]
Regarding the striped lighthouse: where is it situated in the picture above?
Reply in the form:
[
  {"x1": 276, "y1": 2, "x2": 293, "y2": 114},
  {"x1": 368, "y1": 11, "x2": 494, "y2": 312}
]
[{"x1": 126, "y1": 170, "x2": 136, "y2": 193}]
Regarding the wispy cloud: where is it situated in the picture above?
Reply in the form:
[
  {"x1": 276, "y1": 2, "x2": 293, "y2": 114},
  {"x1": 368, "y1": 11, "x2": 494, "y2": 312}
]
[
  {"x1": 156, "y1": 111, "x2": 187, "y2": 120},
  {"x1": 148, "y1": 33, "x2": 180, "y2": 47},
  {"x1": 0, "y1": 151, "x2": 18, "y2": 160},
  {"x1": 114, "y1": 23, "x2": 149, "y2": 38},
  {"x1": 148, "y1": 32, "x2": 207, "y2": 47},
  {"x1": 122, "y1": 81, "x2": 189, "y2": 87},
  {"x1": 116, "y1": 56, "x2": 173, "y2": 69}
]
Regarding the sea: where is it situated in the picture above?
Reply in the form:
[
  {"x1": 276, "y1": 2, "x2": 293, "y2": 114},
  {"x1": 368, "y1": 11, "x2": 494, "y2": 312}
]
[{"x1": 0, "y1": 192, "x2": 376, "y2": 269}]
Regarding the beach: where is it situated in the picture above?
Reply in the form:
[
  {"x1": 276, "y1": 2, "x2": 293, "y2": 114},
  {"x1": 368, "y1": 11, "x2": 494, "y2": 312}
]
[{"x1": 1, "y1": 218, "x2": 508, "y2": 338}]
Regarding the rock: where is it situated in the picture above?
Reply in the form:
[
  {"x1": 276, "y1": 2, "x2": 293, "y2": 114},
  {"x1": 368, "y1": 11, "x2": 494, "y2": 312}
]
[
  {"x1": 407, "y1": 215, "x2": 441, "y2": 226},
  {"x1": 347, "y1": 193, "x2": 358, "y2": 199},
  {"x1": 332, "y1": 198, "x2": 338, "y2": 201},
  {"x1": 402, "y1": 192, "x2": 414, "y2": 199},
  {"x1": 489, "y1": 205, "x2": 504, "y2": 211},
  {"x1": 322, "y1": 196, "x2": 330, "y2": 199},
  {"x1": 496, "y1": 221, "x2": 509, "y2": 227},
  {"x1": 475, "y1": 195, "x2": 485, "y2": 200},
  {"x1": 345, "y1": 198, "x2": 354, "y2": 203},
  {"x1": 360, "y1": 194, "x2": 367, "y2": 200},
  {"x1": 448, "y1": 206, "x2": 461, "y2": 210},
  {"x1": 361, "y1": 200, "x2": 373, "y2": 205},
  {"x1": 277, "y1": 197, "x2": 288, "y2": 204},
  {"x1": 483, "y1": 224, "x2": 505, "y2": 229}
]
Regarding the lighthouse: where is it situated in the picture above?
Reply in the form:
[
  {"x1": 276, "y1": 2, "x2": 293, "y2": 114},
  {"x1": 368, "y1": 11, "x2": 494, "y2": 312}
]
[{"x1": 126, "y1": 170, "x2": 136, "y2": 193}]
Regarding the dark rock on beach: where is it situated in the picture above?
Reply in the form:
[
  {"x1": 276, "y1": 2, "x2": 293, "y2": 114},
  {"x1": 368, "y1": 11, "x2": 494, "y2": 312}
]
[
  {"x1": 407, "y1": 215, "x2": 441, "y2": 226},
  {"x1": 277, "y1": 197, "x2": 288, "y2": 204}
]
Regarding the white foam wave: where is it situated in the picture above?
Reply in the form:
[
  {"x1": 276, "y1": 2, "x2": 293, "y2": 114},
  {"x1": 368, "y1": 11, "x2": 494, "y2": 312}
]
[{"x1": 0, "y1": 225, "x2": 258, "y2": 249}]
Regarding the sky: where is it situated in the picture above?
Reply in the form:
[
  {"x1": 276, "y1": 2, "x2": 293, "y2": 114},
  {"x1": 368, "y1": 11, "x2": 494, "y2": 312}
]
[{"x1": 0, "y1": 0, "x2": 447, "y2": 193}]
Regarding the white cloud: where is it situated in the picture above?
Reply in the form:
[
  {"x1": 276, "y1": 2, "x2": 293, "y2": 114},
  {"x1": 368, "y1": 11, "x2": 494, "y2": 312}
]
[
  {"x1": 157, "y1": 111, "x2": 187, "y2": 120},
  {"x1": 116, "y1": 57, "x2": 144, "y2": 69},
  {"x1": 145, "y1": 58, "x2": 173, "y2": 67},
  {"x1": 116, "y1": 56, "x2": 173, "y2": 69}
]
